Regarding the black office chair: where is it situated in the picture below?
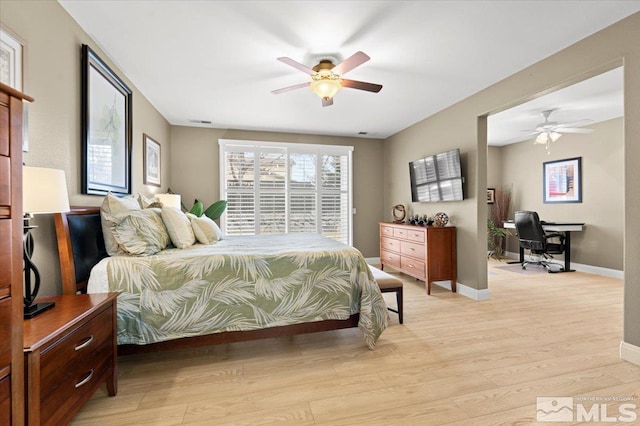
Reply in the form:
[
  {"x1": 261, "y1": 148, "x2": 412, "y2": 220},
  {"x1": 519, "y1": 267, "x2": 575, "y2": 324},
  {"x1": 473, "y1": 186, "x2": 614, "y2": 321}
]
[{"x1": 514, "y1": 210, "x2": 565, "y2": 272}]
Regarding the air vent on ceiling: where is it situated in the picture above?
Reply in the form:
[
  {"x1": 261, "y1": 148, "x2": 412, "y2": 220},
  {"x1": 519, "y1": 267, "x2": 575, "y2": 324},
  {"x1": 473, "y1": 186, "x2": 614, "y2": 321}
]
[{"x1": 189, "y1": 119, "x2": 212, "y2": 125}]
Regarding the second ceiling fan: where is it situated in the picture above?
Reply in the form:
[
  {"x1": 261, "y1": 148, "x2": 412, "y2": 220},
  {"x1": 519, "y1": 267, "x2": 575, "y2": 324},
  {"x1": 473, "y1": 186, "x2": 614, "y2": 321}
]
[
  {"x1": 522, "y1": 109, "x2": 594, "y2": 152},
  {"x1": 272, "y1": 51, "x2": 382, "y2": 107}
]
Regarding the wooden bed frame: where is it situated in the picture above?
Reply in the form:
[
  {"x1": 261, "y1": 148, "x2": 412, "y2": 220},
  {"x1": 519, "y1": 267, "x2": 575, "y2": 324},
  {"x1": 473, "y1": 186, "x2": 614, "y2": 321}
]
[{"x1": 54, "y1": 207, "x2": 359, "y2": 355}]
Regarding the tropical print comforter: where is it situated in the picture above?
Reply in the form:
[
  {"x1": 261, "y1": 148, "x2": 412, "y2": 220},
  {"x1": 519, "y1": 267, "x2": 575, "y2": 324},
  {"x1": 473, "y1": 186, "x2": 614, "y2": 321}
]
[{"x1": 88, "y1": 233, "x2": 388, "y2": 349}]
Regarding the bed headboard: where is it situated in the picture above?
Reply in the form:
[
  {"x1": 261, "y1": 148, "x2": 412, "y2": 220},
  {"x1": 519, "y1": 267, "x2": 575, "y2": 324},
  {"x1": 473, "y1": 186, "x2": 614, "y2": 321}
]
[{"x1": 54, "y1": 207, "x2": 107, "y2": 294}]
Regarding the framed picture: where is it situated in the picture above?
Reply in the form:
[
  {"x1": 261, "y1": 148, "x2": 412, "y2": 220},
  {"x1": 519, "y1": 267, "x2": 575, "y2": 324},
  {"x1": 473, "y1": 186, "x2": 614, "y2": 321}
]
[
  {"x1": 143, "y1": 134, "x2": 161, "y2": 187},
  {"x1": 543, "y1": 157, "x2": 582, "y2": 203},
  {"x1": 0, "y1": 25, "x2": 24, "y2": 91},
  {"x1": 81, "y1": 44, "x2": 132, "y2": 196},
  {"x1": 487, "y1": 188, "x2": 495, "y2": 204}
]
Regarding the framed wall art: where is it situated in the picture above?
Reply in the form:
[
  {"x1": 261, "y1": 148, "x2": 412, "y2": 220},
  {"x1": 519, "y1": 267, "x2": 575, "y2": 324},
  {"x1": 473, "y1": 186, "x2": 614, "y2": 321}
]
[
  {"x1": 81, "y1": 44, "x2": 132, "y2": 196},
  {"x1": 487, "y1": 188, "x2": 495, "y2": 204},
  {"x1": 143, "y1": 134, "x2": 161, "y2": 187},
  {"x1": 0, "y1": 25, "x2": 24, "y2": 91},
  {"x1": 543, "y1": 157, "x2": 582, "y2": 203}
]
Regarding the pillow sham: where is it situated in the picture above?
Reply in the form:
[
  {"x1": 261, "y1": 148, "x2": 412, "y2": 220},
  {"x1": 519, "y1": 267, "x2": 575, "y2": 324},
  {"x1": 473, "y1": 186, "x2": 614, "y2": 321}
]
[
  {"x1": 112, "y1": 208, "x2": 169, "y2": 256},
  {"x1": 187, "y1": 213, "x2": 223, "y2": 245},
  {"x1": 161, "y1": 207, "x2": 195, "y2": 248},
  {"x1": 101, "y1": 193, "x2": 141, "y2": 256}
]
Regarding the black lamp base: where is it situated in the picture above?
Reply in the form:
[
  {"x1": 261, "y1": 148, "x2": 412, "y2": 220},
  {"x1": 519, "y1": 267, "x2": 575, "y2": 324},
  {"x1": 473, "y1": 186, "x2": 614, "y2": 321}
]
[{"x1": 24, "y1": 301, "x2": 55, "y2": 319}]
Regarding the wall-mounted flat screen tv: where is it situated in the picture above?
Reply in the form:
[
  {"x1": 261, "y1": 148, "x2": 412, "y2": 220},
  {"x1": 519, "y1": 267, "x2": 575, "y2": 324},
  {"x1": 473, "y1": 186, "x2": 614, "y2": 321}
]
[{"x1": 409, "y1": 148, "x2": 464, "y2": 202}]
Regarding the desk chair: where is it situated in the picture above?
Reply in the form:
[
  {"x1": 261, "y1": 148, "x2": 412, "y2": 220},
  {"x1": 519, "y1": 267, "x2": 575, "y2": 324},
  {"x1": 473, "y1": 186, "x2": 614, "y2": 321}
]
[{"x1": 514, "y1": 210, "x2": 565, "y2": 272}]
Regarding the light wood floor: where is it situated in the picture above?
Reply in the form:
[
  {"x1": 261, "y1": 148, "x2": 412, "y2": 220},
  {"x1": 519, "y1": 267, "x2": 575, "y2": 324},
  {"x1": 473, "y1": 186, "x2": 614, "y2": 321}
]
[{"x1": 71, "y1": 260, "x2": 640, "y2": 425}]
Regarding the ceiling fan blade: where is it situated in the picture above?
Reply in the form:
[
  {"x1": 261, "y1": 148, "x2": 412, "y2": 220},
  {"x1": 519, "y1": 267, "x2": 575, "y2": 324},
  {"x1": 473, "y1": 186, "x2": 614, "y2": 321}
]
[
  {"x1": 342, "y1": 79, "x2": 382, "y2": 93},
  {"x1": 556, "y1": 119, "x2": 594, "y2": 128},
  {"x1": 322, "y1": 97, "x2": 333, "y2": 107},
  {"x1": 277, "y1": 57, "x2": 315, "y2": 75},
  {"x1": 332, "y1": 51, "x2": 370, "y2": 75},
  {"x1": 558, "y1": 128, "x2": 594, "y2": 134},
  {"x1": 271, "y1": 82, "x2": 310, "y2": 94}
]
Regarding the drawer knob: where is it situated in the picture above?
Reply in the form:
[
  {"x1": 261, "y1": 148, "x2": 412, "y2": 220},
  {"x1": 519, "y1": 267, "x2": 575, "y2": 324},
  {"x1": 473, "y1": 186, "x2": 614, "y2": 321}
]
[
  {"x1": 75, "y1": 369, "x2": 94, "y2": 388},
  {"x1": 75, "y1": 335, "x2": 94, "y2": 351}
]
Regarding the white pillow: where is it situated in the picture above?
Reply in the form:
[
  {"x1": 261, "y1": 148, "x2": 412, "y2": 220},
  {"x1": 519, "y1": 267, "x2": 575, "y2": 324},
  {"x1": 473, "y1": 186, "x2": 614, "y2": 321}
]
[
  {"x1": 161, "y1": 207, "x2": 195, "y2": 248},
  {"x1": 112, "y1": 209, "x2": 169, "y2": 256},
  {"x1": 187, "y1": 213, "x2": 223, "y2": 245},
  {"x1": 101, "y1": 193, "x2": 141, "y2": 256}
]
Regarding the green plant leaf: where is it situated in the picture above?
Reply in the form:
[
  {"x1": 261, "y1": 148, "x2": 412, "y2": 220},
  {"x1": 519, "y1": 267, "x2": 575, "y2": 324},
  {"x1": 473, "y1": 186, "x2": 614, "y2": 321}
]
[
  {"x1": 190, "y1": 199, "x2": 204, "y2": 217},
  {"x1": 204, "y1": 200, "x2": 227, "y2": 221}
]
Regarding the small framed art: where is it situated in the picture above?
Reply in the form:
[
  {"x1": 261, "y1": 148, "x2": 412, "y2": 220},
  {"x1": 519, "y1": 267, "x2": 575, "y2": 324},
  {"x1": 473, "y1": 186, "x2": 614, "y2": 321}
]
[
  {"x1": 143, "y1": 134, "x2": 161, "y2": 187},
  {"x1": 487, "y1": 188, "x2": 495, "y2": 204}
]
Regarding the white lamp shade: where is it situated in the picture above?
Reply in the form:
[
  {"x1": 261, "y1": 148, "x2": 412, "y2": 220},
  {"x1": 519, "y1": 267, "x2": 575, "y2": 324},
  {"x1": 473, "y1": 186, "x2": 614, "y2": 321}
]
[
  {"x1": 23, "y1": 166, "x2": 71, "y2": 214},
  {"x1": 155, "y1": 193, "x2": 181, "y2": 209}
]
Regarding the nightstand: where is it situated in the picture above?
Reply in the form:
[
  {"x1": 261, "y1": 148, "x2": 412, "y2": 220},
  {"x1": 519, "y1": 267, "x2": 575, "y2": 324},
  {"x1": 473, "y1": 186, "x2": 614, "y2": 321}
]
[{"x1": 23, "y1": 293, "x2": 118, "y2": 425}]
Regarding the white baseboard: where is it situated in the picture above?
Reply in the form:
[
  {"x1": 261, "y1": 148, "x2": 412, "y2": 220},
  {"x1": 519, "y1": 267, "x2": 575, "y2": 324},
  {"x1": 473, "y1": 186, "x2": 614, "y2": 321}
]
[
  {"x1": 455, "y1": 283, "x2": 490, "y2": 301},
  {"x1": 620, "y1": 341, "x2": 640, "y2": 366},
  {"x1": 504, "y1": 251, "x2": 623, "y2": 279}
]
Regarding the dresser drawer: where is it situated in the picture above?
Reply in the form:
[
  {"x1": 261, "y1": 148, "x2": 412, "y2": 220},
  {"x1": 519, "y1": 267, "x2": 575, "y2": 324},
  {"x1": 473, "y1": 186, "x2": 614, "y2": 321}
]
[
  {"x1": 401, "y1": 257, "x2": 426, "y2": 280},
  {"x1": 0, "y1": 219, "x2": 11, "y2": 288},
  {"x1": 401, "y1": 240, "x2": 426, "y2": 259},
  {"x1": 40, "y1": 306, "x2": 113, "y2": 398},
  {"x1": 40, "y1": 339, "x2": 113, "y2": 425},
  {"x1": 381, "y1": 249, "x2": 401, "y2": 268},
  {"x1": 381, "y1": 236, "x2": 400, "y2": 252},
  {"x1": 380, "y1": 225, "x2": 394, "y2": 237},
  {"x1": 0, "y1": 156, "x2": 9, "y2": 206},
  {"x1": 0, "y1": 297, "x2": 10, "y2": 367},
  {"x1": 393, "y1": 227, "x2": 408, "y2": 239},
  {"x1": 406, "y1": 228, "x2": 425, "y2": 243},
  {"x1": 0, "y1": 102, "x2": 8, "y2": 157},
  {"x1": 0, "y1": 374, "x2": 10, "y2": 426}
]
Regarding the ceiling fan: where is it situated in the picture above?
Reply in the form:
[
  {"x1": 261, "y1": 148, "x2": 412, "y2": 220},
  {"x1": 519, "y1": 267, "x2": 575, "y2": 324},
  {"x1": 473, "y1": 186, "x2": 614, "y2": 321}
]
[
  {"x1": 522, "y1": 109, "x2": 594, "y2": 152},
  {"x1": 272, "y1": 51, "x2": 382, "y2": 107}
]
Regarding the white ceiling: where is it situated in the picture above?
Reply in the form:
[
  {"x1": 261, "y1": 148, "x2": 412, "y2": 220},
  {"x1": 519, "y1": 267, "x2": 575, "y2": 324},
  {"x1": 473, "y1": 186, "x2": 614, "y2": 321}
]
[{"x1": 58, "y1": 1, "x2": 639, "y2": 140}]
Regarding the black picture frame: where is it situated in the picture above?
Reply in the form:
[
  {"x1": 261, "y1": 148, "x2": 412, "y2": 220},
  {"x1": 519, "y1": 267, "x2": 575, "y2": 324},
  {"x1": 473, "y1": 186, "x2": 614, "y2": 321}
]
[
  {"x1": 81, "y1": 44, "x2": 132, "y2": 196},
  {"x1": 543, "y1": 157, "x2": 582, "y2": 203},
  {"x1": 487, "y1": 188, "x2": 495, "y2": 204}
]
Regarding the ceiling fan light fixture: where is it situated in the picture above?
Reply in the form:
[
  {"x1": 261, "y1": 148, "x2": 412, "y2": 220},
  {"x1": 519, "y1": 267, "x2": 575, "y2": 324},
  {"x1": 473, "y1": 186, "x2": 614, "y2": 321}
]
[{"x1": 310, "y1": 72, "x2": 343, "y2": 100}]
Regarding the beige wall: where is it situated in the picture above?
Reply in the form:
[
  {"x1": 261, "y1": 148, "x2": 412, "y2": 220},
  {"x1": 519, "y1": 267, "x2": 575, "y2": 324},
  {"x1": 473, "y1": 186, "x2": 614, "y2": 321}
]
[
  {"x1": 493, "y1": 118, "x2": 623, "y2": 270},
  {"x1": 0, "y1": 1, "x2": 171, "y2": 296},
  {"x1": 384, "y1": 13, "x2": 640, "y2": 347},
  {"x1": 170, "y1": 126, "x2": 385, "y2": 257}
]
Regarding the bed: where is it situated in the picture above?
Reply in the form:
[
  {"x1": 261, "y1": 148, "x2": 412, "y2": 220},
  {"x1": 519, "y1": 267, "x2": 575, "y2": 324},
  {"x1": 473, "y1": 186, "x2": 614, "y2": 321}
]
[{"x1": 54, "y1": 207, "x2": 388, "y2": 354}]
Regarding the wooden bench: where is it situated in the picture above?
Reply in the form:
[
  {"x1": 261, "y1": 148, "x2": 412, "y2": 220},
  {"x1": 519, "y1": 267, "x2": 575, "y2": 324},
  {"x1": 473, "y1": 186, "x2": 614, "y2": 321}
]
[{"x1": 368, "y1": 265, "x2": 404, "y2": 324}]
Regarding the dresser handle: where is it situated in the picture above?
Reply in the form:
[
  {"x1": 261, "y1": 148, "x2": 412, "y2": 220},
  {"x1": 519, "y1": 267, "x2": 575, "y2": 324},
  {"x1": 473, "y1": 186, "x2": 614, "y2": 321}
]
[
  {"x1": 75, "y1": 370, "x2": 94, "y2": 388},
  {"x1": 409, "y1": 248, "x2": 415, "y2": 251},
  {"x1": 408, "y1": 264, "x2": 414, "y2": 268},
  {"x1": 75, "y1": 335, "x2": 94, "y2": 351}
]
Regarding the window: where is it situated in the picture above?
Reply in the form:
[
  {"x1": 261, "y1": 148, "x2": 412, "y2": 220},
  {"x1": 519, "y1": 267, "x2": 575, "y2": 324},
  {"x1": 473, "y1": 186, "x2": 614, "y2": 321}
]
[{"x1": 219, "y1": 140, "x2": 353, "y2": 245}]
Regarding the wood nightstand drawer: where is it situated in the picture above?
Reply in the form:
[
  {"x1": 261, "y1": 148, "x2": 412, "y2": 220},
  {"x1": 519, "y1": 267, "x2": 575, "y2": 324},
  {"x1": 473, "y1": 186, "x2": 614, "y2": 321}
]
[
  {"x1": 39, "y1": 306, "x2": 113, "y2": 399},
  {"x1": 23, "y1": 293, "x2": 118, "y2": 426},
  {"x1": 40, "y1": 339, "x2": 113, "y2": 425}
]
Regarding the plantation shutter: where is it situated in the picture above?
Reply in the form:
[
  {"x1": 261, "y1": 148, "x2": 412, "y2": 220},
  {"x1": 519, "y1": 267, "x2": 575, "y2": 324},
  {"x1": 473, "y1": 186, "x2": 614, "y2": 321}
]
[{"x1": 219, "y1": 140, "x2": 353, "y2": 245}]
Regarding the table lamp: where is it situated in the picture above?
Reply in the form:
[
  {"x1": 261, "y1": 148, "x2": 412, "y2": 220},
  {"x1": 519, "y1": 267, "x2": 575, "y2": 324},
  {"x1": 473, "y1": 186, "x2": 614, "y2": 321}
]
[
  {"x1": 155, "y1": 193, "x2": 181, "y2": 209},
  {"x1": 23, "y1": 166, "x2": 70, "y2": 318}
]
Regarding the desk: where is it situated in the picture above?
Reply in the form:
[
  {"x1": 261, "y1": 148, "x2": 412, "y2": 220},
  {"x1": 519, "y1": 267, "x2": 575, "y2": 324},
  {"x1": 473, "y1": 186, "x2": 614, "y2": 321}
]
[{"x1": 502, "y1": 221, "x2": 584, "y2": 272}]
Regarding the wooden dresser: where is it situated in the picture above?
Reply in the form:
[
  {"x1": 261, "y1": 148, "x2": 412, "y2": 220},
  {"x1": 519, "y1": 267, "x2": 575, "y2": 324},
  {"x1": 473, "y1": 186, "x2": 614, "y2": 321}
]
[
  {"x1": 1, "y1": 82, "x2": 33, "y2": 425},
  {"x1": 379, "y1": 222, "x2": 457, "y2": 295},
  {"x1": 23, "y1": 293, "x2": 118, "y2": 425}
]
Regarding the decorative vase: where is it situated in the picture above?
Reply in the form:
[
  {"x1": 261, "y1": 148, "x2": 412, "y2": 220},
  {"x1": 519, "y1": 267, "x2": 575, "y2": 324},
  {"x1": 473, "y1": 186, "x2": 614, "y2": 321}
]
[{"x1": 434, "y1": 212, "x2": 449, "y2": 227}]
